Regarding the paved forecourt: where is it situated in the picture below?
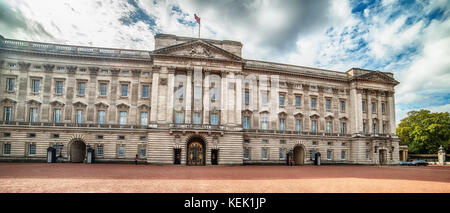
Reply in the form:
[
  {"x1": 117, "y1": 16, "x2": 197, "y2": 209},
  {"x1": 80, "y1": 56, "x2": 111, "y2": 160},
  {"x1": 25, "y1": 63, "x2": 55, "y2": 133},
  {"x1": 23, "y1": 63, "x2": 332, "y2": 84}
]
[{"x1": 0, "y1": 163, "x2": 449, "y2": 193}]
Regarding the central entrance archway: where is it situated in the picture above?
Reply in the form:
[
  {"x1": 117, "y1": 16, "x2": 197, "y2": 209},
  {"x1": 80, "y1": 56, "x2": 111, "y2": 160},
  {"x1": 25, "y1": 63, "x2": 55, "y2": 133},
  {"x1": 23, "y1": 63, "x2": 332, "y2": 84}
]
[
  {"x1": 293, "y1": 145, "x2": 305, "y2": 165},
  {"x1": 70, "y1": 140, "x2": 86, "y2": 163},
  {"x1": 187, "y1": 137, "x2": 206, "y2": 166}
]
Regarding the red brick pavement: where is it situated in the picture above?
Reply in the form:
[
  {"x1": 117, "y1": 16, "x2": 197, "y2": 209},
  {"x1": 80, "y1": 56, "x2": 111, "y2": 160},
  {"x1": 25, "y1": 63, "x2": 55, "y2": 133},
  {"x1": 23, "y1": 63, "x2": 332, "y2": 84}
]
[{"x1": 0, "y1": 163, "x2": 449, "y2": 193}]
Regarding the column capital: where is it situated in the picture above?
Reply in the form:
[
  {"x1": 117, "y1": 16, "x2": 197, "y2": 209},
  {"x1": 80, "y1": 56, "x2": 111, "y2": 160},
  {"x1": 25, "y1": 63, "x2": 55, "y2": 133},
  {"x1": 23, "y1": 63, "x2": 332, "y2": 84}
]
[
  {"x1": 131, "y1": 69, "x2": 142, "y2": 76},
  {"x1": 152, "y1": 65, "x2": 161, "y2": 73},
  {"x1": 66, "y1": 66, "x2": 77, "y2": 73},
  {"x1": 167, "y1": 66, "x2": 176, "y2": 74},
  {"x1": 88, "y1": 67, "x2": 99, "y2": 75},
  {"x1": 43, "y1": 64, "x2": 54, "y2": 72},
  {"x1": 19, "y1": 61, "x2": 32, "y2": 70},
  {"x1": 111, "y1": 68, "x2": 121, "y2": 76}
]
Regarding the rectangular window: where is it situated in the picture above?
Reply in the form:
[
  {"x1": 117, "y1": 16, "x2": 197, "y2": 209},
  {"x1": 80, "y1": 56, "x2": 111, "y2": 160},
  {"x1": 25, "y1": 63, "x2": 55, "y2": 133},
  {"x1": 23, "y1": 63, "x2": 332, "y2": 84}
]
[
  {"x1": 140, "y1": 146, "x2": 146, "y2": 158},
  {"x1": 30, "y1": 108, "x2": 38, "y2": 122},
  {"x1": 382, "y1": 103, "x2": 386, "y2": 114},
  {"x1": 311, "y1": 120, "x2": 317, "y2": 132},
  {"x1": 28, "y1": 143, "x2": 36, "y2": 155},
  {"x1": 140, "y1": 112, "x2": 148, "y2": 125},
  {"x1": 243, "y1": 148, "x2": 249, "y2": 159},
  {"x1": 261, "y1": 148, "x2": 268, "y2": 160},
  {"x1": 296, "y1": 119, "x2": 302, "y2": 131},
  {"x1": 280, "y1": 140, "x2": 286, "y2": 144},
  {"x1": 118, "y1": 136, "x2": 125, "y2": 140},
  {"x1": 326, "y1": 99, "x2": 331, "y2": 110},
  {"x1": 98, "y1": 110, "x2": 106, "y2": 124},
  {"x1": 3, "y1": 143, "x2": 11, "y2": 155},
  {"x1": 279, "y1": 95, "x2": 285, "y2": 106},
  {"x1": 175, "y1": 112, "x2": 184, "y2": 124},
  {"x1": 310, "y1": 150, "x2": 316, "y2": 160},
  {"x1": 140, "y1": 136, "x2": 147, "y2": 141},
  {"x1": 211, "y1": 87, "x2": 218, "y2": 100},
  {"x1": 261, "y1": 117, "x2": 268, "y2": 130},
  {"x1": 279, "y1": 118, "x2": 285, "y2": 131},
  {"x1": 194, "y1": 86, "x2": 201, "y2": 100},
  {"x1": 279, "y1": 148, "x2": 285, "y2": 160},
  {"x1": 97, "y1": 146, "x2": 104, "y2": 157},
  {"x1": 363, "y1": 121, "x2": 367, "y2": 133},
  {"x1": 32, "y1": 79, "x2": 40, "y2": 93},
  {"x1": 326, "y1": 121, "x2": 332, "y2": 133},
  {"x1": 77, "y1": 82, "x2": 85, "y2": 96},
  {"x1": 118, "y1": 146, "x2": 125, "y2": 157},
  {"x1": 341, "y1": 150, "x2": 346, "y2": 160},
  {"x1": 295, "y1": 96, "x2": 301, "y2": 107},
  {"x1": 97, "y1": 135, "x2": 104, "y2": 139},
  {"x1": 382, "y1": 122, "x2": 387, "y2": 134},
  {"x1": 373, "y1": 123, "x2": 377, "y2": 134},
  {"x1": 121, "y1": 84, "x2": 128, "y2": 97},
  {"x1": 76, "y1": 109, "x2": 83, "y2": 124},
  {"x1": 372, "y1": 102, "x2": 376, "y2": 113},
  {"x1": 366, "y1": 150, "x2": 370, "y2": 160},
  {"x1": 193, "y1": 113, "x2": 201, "y2": 124},
  {"x1": 119, "y1": 111, "x2": 127, "y2": 125},
  {"x1": 261, "y1": 93, "x2": 268, "y2": 105},
  {"x1": 55, "y1": 81, "x2": 63, "y2": 94},
  {"x1": 142, "y1": 85, "x2": 149, "y2": 98},
  {"x1": 4, "y1": 107, "x2": 13, "y2": 122},
  {"x1": 100, "y1": 83, "x2": 107, "y2": 96},
  {"x1": 178, "y1": 84, "x2": 184, "y2": 99},
  {"x1": 210, "y1": 113, "x2": 219, "y2": 125},
  {"x1": 262, "y1": 140, "x2": 268, "y2": 144},
  {"x1": 362, "y1": 101, "x2": 366, "y2": 112},
  {"x1": 6, "y1": 78, "x2": 15, "y2": 92},
  {"x1": 4, "y1": 133, "x2": 11, "y2": 137},
  {"x1": 341, "y1": 122, "x2": 346, "y2": 134},
  {"x1": 311, "y1": 98, "x2": 316, "y2": 109},
  {"x1": 245, "y1": 91, "x2": 249, "y2": 105},
  {"x1": 54, "y1": 109, "x2": 61, "y2": 123},
  {"x1": 28, "y1": 133, "x2": 36, "y2": 138},
  {"x1": 327, "y1": 150, "x2": 332, "y2": 160},
  {"x1": 243, "y1": 116, "x2": 250, "y2": 129},
  {"x1": 340, "y1": 100, "x2": 345, "y2": 112}
]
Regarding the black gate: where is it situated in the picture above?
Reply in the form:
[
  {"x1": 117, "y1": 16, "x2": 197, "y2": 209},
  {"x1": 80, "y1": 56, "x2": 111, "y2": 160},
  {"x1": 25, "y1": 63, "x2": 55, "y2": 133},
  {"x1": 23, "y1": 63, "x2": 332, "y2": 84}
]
[
  {"x1": 174, "y1": 148, "x2": 181, "y2": 164},
  {"x1": 211, "y1": 149, "x2": 218, "y2": 165}
]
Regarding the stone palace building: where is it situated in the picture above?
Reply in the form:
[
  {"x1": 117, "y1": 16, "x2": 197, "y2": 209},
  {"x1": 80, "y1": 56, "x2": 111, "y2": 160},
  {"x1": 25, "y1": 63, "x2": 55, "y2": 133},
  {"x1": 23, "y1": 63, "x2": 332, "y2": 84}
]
[{"x1": 0, "y1": 34, "x2": 400, "y2": 165}]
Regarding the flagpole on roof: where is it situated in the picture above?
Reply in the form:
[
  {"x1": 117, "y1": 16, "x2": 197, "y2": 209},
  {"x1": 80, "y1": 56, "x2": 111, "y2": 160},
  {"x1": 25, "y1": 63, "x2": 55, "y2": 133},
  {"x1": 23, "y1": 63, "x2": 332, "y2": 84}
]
[{"x1": 195, "y1": 14, "x2": 201, "y2": 38}]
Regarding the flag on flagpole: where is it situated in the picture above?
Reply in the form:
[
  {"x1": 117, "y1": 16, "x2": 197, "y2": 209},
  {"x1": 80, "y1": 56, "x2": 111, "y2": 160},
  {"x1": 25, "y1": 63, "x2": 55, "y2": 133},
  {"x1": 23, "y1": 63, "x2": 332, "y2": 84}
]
[{"x1": 194, "y1": 14, "x2": 200, "y2": 24}]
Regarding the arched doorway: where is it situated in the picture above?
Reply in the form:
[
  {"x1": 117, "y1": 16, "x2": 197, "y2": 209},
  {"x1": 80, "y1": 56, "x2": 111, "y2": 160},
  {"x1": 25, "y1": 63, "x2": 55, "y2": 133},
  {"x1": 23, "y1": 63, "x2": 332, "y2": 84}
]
[
  {"x1": 187, "y1": 137, "x2": 206, "y2": 166},
  {"x1": 293, "y1": 145, "x2": 305, "y2": 165},
  {"x1": 70, "y1": 140, "x2": 86, "y2": 163}
]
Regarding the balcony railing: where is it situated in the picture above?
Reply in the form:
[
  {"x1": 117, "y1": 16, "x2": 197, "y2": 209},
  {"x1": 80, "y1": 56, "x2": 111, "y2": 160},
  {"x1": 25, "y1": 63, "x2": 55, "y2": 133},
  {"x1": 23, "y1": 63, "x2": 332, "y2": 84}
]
[
  {"x1": 0, "y1": 38, "x2": 151, "y2": 59},
  {"x1": 0, "y1": 121, "x2": 149, "y2": 129}
]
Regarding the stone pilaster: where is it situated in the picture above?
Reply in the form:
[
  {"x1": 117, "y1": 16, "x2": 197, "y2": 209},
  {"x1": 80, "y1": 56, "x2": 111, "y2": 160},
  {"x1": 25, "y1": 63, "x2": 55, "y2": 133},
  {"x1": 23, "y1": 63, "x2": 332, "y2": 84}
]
[
  {"x1": 235, "y1": 74, "x2": 242, "y2": 125},
  {"x1": 150, "y1": 66, "x2": 160, "y2": 123},
  {"x1": 184, "y1": 67, "x2": 193, "y2": 124},
  {"x1": 387, "y1": 91, "x2": 396, "y2": 134},
  {"x1": 202, "y1": 69, "x2": 210, "y2": 124},
  {"x1": 166, "y1": 67, "x2": 175, "y2": 123},
  {"x1": 220, "y1": 71, "x2": 228, "y2": 126}
]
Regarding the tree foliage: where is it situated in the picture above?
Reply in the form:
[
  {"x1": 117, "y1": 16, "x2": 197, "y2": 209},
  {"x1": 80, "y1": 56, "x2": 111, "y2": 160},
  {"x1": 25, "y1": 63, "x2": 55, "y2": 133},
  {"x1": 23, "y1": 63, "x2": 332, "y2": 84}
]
[{"x1": 396, "y1": 110, "x2": 450, "y2": 154}]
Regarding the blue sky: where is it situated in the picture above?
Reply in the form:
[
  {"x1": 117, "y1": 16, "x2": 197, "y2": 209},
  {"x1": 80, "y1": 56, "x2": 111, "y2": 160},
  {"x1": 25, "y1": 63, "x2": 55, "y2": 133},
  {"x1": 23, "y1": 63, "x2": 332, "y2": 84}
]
[{"x1": 1, "y1": 0, "x2": 449, "y2": 125}]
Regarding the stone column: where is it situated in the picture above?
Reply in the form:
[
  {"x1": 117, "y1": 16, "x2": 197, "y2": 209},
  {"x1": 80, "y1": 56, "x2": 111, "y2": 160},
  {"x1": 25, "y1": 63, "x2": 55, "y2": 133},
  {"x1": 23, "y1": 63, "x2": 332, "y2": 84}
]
[
  {"x1": 367, "y1": 90, "x2": 373, "y2": 134},
  {"x1": 203, "y1": 69, "x2": 210, "y2": 124},
  {"x1": 87, "y1": 67, "x2": 99, "y2": 123},
  {"x1": 220, "y1": 71, "x2": 228, "y2": 126},
  {"x1": 349, "y1": 88, "x2": 362, "y2": 134},
  {"x1": 150, "y1": 66, "x2": 160, "y2": 124},
  {"x1": 193, "y1": 66, "x2": 203, "y2": 122},
  {"x1": 438, "y1": 146, "x2": 446, "y2": 165},
  {"x1": 387, "y1": 91, "x2": 396, "y2": 134},
  {"x1": 235, "y1": 74, "x2": 243, "y2": 126},
  {"x1": 16, "y1": 62, "x2": 32, "y2": 121},
  {"x1": 109, "y1": 68, "x2": 121, "y2": 124},
  {"x1": 184, "y1": 68, "x2": 193, "y2": 124},
  {"x1": 167, "y1": 67, "x2": 175, "y2": 124},
  {"x1": 41, "y1": 64, "x2": 54, "y2": 122}
]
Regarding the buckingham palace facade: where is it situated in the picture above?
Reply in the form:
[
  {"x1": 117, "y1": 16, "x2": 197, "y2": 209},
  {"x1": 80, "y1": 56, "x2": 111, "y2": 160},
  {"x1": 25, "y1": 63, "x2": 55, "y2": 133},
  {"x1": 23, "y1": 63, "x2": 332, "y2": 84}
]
[{"x1": 0, "y1": 34, "x2": 400, "y2": 165}]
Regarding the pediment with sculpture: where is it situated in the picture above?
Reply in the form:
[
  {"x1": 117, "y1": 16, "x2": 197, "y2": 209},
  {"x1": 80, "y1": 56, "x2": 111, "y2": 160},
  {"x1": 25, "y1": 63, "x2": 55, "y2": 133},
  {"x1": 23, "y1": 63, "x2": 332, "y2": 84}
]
[{"x1": 152, "y1": 40, "x2": 242, "y2": 62}]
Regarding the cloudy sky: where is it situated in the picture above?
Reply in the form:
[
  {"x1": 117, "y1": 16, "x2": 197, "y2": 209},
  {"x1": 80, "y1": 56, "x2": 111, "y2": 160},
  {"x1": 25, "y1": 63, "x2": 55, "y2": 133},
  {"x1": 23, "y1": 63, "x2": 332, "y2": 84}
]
[{"x1": 1, "y1": 0, "x2": 449, "y2": 125}]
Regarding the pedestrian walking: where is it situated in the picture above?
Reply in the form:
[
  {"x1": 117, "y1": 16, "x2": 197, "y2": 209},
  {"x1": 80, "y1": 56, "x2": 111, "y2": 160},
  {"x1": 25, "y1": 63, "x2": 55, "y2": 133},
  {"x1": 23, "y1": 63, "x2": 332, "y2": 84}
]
[
  {"x1": 289, "y1": 157, "x2": 293, "y2": 166},
  {"x1": 135, "y1": 154, "x2": 138, "y2": 165}
]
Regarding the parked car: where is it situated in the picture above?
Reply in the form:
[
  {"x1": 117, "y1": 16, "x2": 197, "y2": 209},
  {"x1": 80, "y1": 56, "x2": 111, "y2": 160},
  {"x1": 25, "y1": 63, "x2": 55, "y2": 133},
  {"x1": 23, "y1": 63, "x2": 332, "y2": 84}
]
[
  {"x1": 399, "y1": 161, "x2": 412, "y2": 166},
  {"x1": 411, "y1": 160, "x2": 428, "y2": 166}
]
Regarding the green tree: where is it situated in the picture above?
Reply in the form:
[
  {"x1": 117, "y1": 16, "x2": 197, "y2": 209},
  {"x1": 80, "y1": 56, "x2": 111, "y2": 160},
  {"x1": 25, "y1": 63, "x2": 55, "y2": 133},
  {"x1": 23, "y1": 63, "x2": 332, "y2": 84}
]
[{"x1": 397, "y1": 110, "x2": 450, "y2": 154}]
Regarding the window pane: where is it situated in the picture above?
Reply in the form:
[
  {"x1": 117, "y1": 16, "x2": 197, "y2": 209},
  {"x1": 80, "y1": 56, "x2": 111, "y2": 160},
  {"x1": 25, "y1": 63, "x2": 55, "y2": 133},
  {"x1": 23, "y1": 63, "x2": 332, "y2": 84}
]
[
  {"x1": 7, "y1": 79, "x2": 15, "y2": 91},
  {"x1": 193, "y1": 113, "x2": 201, "y2": 124},
  {"x1": 295, "y1": 96, "x2": 301, "y2": 107},
  {"x1": 100, "y1": 83, "x2": 107, "y2": 96},
  {"x1": 245, "y1": 92, "x2": 249, "y2": 104},
  {"x1": 261, "y1": 117, "x2": 268, "y2": 130},
  {"x1": 279, "y1": 95, "x2": 285, "y2": 106},
  {"x1": 262, "y1": 93, "x2": 267, "y2": 105},
  {"x1": 97, "y1": 146, "x2": 103, "y2": 157},
  {"x1": 33, "y1": 80, "x2": 40, "y2": 93},
  {"x1": 29, "y1": 144, "x2": 36, "y2": 155},
  {"x1": 244, "y1": 148, "x2": 249, "y2": 159},
  {"x1": 121, "y1": 85, "x2": 128, "y2": 96},
  {"x1": 279, "y1": 118, "x2": 285, "y2": 130},
  {"x1": 54, "y1": 109, "x2": 61, "y2": 123},
  {"x1": 194, "y1": 86, "x2": 201, "y2": 99},
  {"x1": 3, "y1": 144, "x2": 11, "y2": 155},
  {"x1": 243, "y1": 116, "x2": 250, "y2": 129},
  {"x1": 210, "y1": 113, "x2": 218, "y2": 125},
  {"x1": 76, "y1": 110, "x2": 83, "y2": 123},
  {"x1": 142, "y1": 85, "x2": 149, "y2": 98},
  {"x1": 178, "y1": 85, "x2": 184, "y2": 98},
  {"x1": 175, "y1": 112, "x2": 184, "y2": 124},
  {"x1": 5, "y1": 107, "x2": 13, "y2": 121},
  {"x1": 98, "y1": 111, "x2": 105, "y2": 124},
  {"x1": 30, "y1": 108, "x2": 38, "y2": 122},
  {"x1": 296, "y1": 120, "x2": 302, "y2": 131},
  {"x1": 56, "y1": 81, "x2": 63, "y2": 94},
  {"x1": 326, "y1": 99, "x2": 331, "y2": 110},
  {"x1": 78, "y1": 82, "x2": 85, "y2": 95},
  {"x1": 118, "y1": 146, "x2": 125, "y2": 156},
  {"x1": 119, "y1": 111, "x2": 127, "y2": 124},
  {"x1": 140, "y1": 112, "x2": 148, "y2": 125},
  {"x1": 312, "y1": 121, "x2": 317, "y2": 132},
  {"x1": 311, "y1": 98, "x2": 316, "y2": 108}
]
